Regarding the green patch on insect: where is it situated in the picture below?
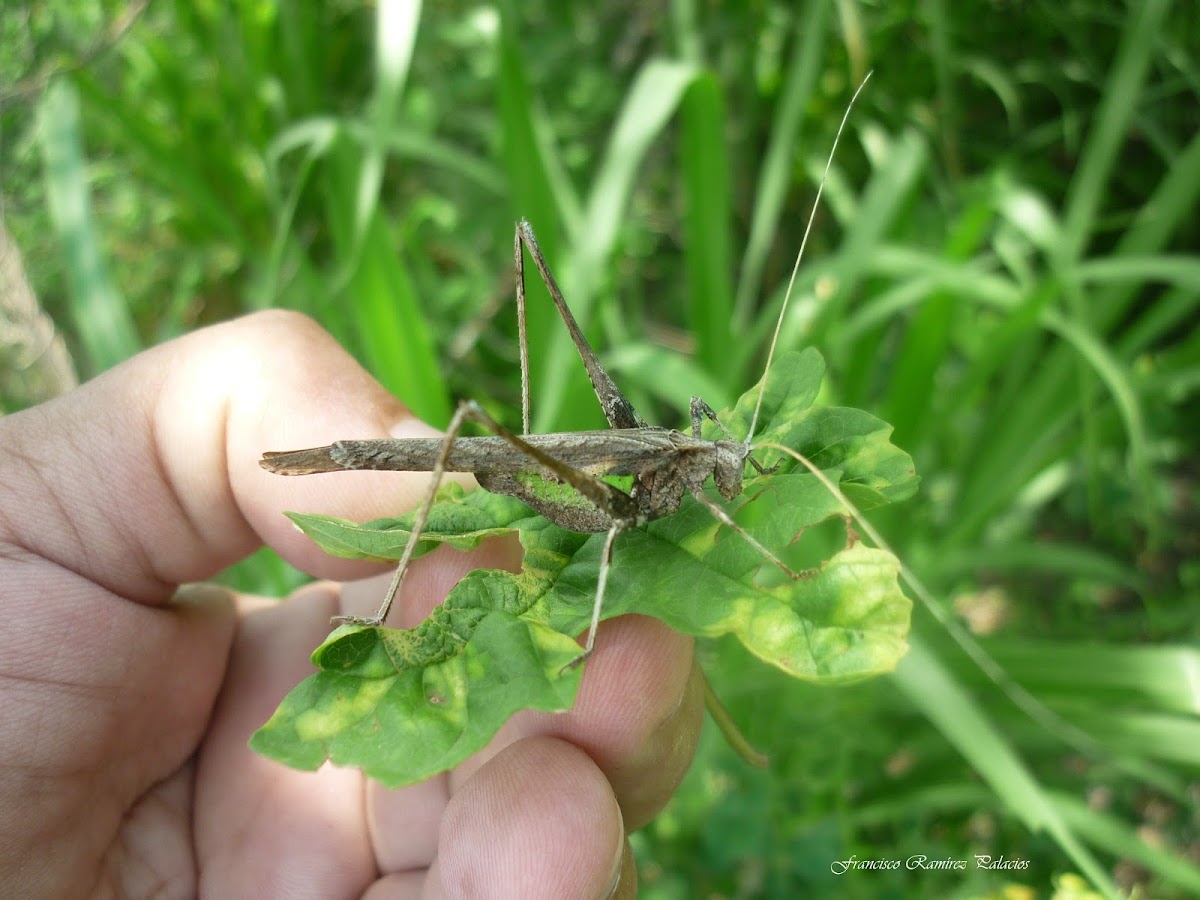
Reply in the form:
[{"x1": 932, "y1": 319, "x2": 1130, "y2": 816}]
[{"x1": 505, "y1": 470, "x2": 637, "y2": 510}]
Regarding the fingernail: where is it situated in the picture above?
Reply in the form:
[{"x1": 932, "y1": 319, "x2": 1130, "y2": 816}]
[
  {"x1": 171, "y1": 581, "x2": 237, "y2": 611},
  {"x1": 603, "y1": 805, "x2": 628, "y2": 900}
]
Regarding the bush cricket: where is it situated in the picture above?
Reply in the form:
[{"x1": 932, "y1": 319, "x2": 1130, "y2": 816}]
[{"x1": 261, "y1": 75, "x2": 871, "y2": 666}]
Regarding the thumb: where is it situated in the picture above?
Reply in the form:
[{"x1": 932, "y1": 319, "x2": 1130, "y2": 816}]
[{"x1": 1, "y1": 309, "x2": 448, "y2": 602}]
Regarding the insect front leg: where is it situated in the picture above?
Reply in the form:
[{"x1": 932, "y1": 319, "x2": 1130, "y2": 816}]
[{"x1": 690, "y1": 396, "x2": 778, "y2": 476}]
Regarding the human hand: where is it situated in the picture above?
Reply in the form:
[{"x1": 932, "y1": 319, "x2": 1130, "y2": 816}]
[{"x1": 0, "y1": 311, "x2": 703, "y2": 898}]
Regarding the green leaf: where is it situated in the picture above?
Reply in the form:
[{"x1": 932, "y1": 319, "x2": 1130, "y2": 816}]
[
  {"x1": 251, "y1": 599, "x2": 585, "y2": 784},
  {"x1": 253, "y1": 349, "x2": 917, "y2": 786},
  {"x1": 282, "y1": 483, "x2": 540, "y2": 562}
]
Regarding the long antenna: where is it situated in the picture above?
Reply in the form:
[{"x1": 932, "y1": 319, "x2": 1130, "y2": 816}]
[{"x1": 745, "y1": 70, "x2": 872, "y2": 445}]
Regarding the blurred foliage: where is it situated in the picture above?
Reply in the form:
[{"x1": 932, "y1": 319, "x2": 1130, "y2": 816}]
[{"x1": 2, "y1": 0, "x2": 1198, "y2": 897}]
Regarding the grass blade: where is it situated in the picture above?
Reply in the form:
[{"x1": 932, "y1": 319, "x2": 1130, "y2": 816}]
[
  {"x1": 892, "y1": 636, "x2": 1118, "y2": 896},
  {"x1": 37, "y1": 80, "x2": 142, "y2": 373}
]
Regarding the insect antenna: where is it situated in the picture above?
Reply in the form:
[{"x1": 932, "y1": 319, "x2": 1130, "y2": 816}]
[{"x1": 745, "y1": 71, "x2": 873, "y2": 448}]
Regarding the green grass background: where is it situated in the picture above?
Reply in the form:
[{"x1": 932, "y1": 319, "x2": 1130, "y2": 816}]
[{"x1": 2, "y1": 1, "x2": 1197, "y2": 897}]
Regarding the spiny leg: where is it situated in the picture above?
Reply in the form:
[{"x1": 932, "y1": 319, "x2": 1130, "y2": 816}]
[
  {"x1": 467, "y1": 402, "x2": 642, "y2": 524},
  {"x1": 515, "y1": 220, "x2": 646, "y2": 432},
  {"x1": 513, "y1": 225, "x2": 532, "y2": 436},
  {"x1": 332, "y1": 399, "x2": 482, "y2": 627},
  {"x1": 446, "y1": 399, "x2": 650, "y2": 669}
]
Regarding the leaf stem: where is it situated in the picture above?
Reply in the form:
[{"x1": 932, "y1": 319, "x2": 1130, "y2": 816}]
[{"x1": 701, "y1": 665, "x2": 769, "y2": 768}]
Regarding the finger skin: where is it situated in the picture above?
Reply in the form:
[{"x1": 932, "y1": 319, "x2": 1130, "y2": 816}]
[
  {"x1": 442, "y1": 616, "x2": 702, "y2": 831},
  {"x1": 0, "y1": 580, "x2": 235, "y2": 899},
  {"x1": 192, "y1": 536, "x2": 524, "y2": 899},
  {"x1": 199, "y1": 576, "x2": 699, "y2": 897},
  {"x1": 0, "y1": 311, "x2": 455, "y2": 895},
  {"x1": 194, "y1": 585, "x2": 377, "y2": 899},
  {"x1": 428, "y1": 737, "x2": 628, "y2": 900},
  {"x1": 0, "y1": 311, "x2": 701, "y2": 896},
  {"x1": 0, "y1": 309, "x2": 457, "y2": 604}
]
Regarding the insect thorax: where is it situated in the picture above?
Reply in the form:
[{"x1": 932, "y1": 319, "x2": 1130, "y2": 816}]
[{"x1": 627, "y1": 437, "x2": 748, "y2": 521}]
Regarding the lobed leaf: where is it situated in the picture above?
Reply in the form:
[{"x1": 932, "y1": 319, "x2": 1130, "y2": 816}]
[{"x1": 253, "y1": 349, "x2": 918, "y2": 786}]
